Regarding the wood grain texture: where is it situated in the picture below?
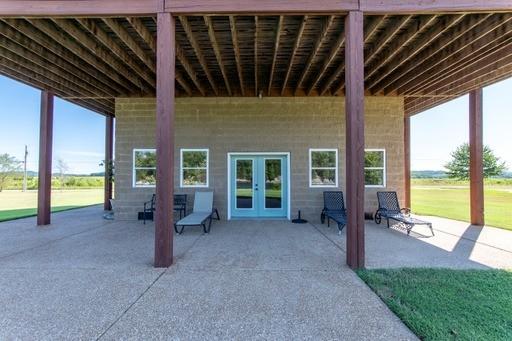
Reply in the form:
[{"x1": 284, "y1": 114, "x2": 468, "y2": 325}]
[
  {"x1": 104, "y1": 116, "x2": 114, "y2": 211},
  {"x1": 469, "y1": 89, "x2": 484, "y2": 226},
  {"x1": 37, "y1": 91, "x2": 53, "y2": 226},
  {"x1": 344, "y1": 11, "x2": 365, "y2": 270}
]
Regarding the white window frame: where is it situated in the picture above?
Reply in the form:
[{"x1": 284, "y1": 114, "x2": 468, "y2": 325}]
[
  {"x1": 180, "y1": 148, "x2": 209, "y2": 188},
  {"x1": 364, "y1": 148, "x2": 386, "y2": 188},
  {"x1": 309, "y1": 148, "x2": 338, "y2": 188},
  {"x1": 133, "y1": 148, "x2": 156, "y2": 188}
]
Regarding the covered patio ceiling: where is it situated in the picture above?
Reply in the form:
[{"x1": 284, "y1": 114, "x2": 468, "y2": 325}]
[{"x1": 0, "y1": 12, "x2": 511, "y2": 116}]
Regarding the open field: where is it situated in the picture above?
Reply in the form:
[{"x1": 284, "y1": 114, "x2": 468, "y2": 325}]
[
  {"x1": 358, "y1": 268, "x2": 512, "y2": 341},
  {"x1": 412, "y1": 179, "x2": 512, "y2": 231},
  {"x1": 0, "y1": 189, "x2": 103, "y2": 221}
]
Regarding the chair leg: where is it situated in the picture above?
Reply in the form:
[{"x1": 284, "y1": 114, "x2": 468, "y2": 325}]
[
  {"x1": 386, "y1": 218, "x2": 390, "y2": 228},
  {"x1": 327, "y1": 217, "x2": 330, "y2": 227},
  {"x1": 215, "y1": 209, "x2": 220, "y2": 220},
  {"x1": 429, "y1": 224, "x2": 435, "y2": 236}
]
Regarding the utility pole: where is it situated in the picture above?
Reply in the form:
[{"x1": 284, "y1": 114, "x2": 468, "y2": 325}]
[{"x1": 23, "y1": 145, "x2": 28, "y2": 192}]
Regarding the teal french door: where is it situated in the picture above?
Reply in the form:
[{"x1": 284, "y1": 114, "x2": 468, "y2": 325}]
[{"x1": 230, "y1": 155, "x2": 288, "y2": 218}]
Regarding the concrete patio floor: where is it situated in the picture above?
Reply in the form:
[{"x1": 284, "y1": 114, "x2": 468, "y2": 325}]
[{"x1": 1, "y1": 206, "x2": 511, "y2": 340}]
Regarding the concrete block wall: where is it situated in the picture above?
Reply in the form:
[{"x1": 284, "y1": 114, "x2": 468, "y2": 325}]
[{"x1": 114, "y1": 97, "x2": 405, "y2": 221}]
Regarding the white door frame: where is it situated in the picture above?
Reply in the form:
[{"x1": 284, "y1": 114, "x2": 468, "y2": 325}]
[{"x1": 227, "y1": 152, "x2": 291, "y2": 220}]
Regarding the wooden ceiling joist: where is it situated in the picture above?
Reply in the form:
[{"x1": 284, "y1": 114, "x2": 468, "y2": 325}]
[
  {"x1": 281, "y1": 15, "x2": 307, "y2": 96},
  {"x1": 126, "y1": 17, "x2": 156, "y2": 53},
  {"x1": 204, "y1": 16, "x2": 231, "y2": 96},
  {"x1": 229, "y1": 15, "x2": 245, "y2": 96},
  {"x1": 268, "y1": 15, "x2": 283, "y2": 96},
  {"x1": 365, "y1": 15, "x2": 412, "y2": 66},
  {"x1": 175, "y1": 42, "x2": 206, "y2": 96},
  {"x1": 179, "y1": 16, "x2": 218, "y2": 95}
]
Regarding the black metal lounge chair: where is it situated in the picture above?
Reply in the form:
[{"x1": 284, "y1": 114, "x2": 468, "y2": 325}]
[
  {"x1": 320, "y1": 191, "x2": 347, "y2": 233},
  {"x1": 375, "y1": 191, "x2": 434, "y2": 236},
  {"x1": 174, "y1": 192, "x2": 220, "y2": 234},
  {"x1": 143, "y1": 194, "x2": 188, "y2": 224}
]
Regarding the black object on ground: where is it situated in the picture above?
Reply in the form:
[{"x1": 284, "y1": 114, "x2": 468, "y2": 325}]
[{"x1": 292, "y1": 210, "x2": 308, "y2": 224}]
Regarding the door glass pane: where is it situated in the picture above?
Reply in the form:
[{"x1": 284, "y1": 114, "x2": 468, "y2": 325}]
[
  {"x1": 236, "y1": 160, "x2": 253, "y2": 209},
  {"x1": 265, "y1": 159, "x2": 282, "y2": 209}
]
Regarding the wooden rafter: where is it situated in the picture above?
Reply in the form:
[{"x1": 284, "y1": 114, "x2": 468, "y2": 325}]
[
  {"x1": 322, "y1": 15, "x2": 386, "y2": 96},
  {"x1": 102, "y1": 18, "x2": 155, "y2": 71},
  {"x1": 268, "y1": 15, "x2": 283, "y2": 96},
  {"x1": 175, "y1": 42, "x2": 206, "y2": 96},
  {"x1": 295, "y1": 15, "x2": 335, "y2": 94},
  {"x1": 402, "y1": 14, "x2": 512, "y2": 94},
  {"x1": 281, "y1": 15, "x2": 307, "y2": 96},
  {"x1": 365, "y1": 15, "x2": 412, "y2": 66},
  {"x1": 380, "y1": 14, "x2": 492, "y2": 94},
  {"x1": 73, "y1": 18, "x2": 156, "y2": 88},
  {"x1": 126, "y1": 17, "x2": 156, "y2": 53},
  {"x1": 307, "y1": 23, "x2": 345, "y2": 95},
  {"x1": 364, "y1": 15, "x2": 437, "y2": 81},
  {"x1": 175, "y1": 71, "x2": 192, "y2": 96},
  {"x1": 366, "y1": 14, "x2": 465, "y2": 92},
  {"x1": 229, "y1": 15, "x2": 245, "y2": 96},
  {"x1": 204, "y1": 16, "x2": 231, "y2": 96},
  {"x1": 179, "y1": 16, "x2": 218, "y2": 95}
]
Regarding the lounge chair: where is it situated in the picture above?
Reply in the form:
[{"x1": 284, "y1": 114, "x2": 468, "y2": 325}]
[
  {"x1": 320, "y1": 191, "x2": 347, "y2": 233},
  {"x1": 375, "y1": 191, "x2": 434, "y2": 236},
  {"x1": 174, "y1": 192, "x2": 220, "y2": 234},
  {"x1": 143, "y1": 194, "x2": 188, "y2": 224}
]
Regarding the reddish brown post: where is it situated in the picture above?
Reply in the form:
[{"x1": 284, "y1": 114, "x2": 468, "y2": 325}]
[
  {"x1": 154, "y1": 12, "x2": 175, "y2": 268},
  {"x1": 469, "y1": 89, "x2": 484, "y2": 225},
  {"x1": 104, "y1": 115, "x2": 114, "y2": 210},
  {"x1": 37, "y1": 90, "x2": 54, "y2": 226},
  {"x1": 404, "y1": 116, "x2": 411, "y2": 208},
  {"x1": 345, "y1": 11, "x2": 365, "y2": 269}
]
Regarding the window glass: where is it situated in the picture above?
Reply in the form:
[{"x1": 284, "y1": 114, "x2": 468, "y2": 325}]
[
  {"x1": 365, "y1": 150, "x2": 385, "y2": 187},
  {"x1": 181, "y1": 149, "x2": 208, "y2": 187},
  {"x1": 134, "y1": 150, "x2": 156, "y2": 187},
  {"x1": 310, "y1": 149, "x2": 338, "y2": 187}
]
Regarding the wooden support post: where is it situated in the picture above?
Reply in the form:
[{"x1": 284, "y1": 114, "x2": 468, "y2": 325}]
[
  {"x1": 154, "y1": 12, "x2": 175, "y2": 268},
  {"x1": 37, "y1": 90, "x2": 53, "y2": 226},
  {"x1": 104, "y1": 115, "x2": 114, "y2": 211},
  {"x1": 404, "y1": 116, "x2": 411, "y2": 208},
  {"x1": 469, "y1": 89, "x2": 484, "y2": 225},
  {"x1": 345, "y1": 11, "x2": 365, "y2": 269}
]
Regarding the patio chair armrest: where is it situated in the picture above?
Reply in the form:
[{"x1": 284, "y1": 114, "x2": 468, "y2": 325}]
[{"x1": 401, "y1": 207, "x2": 411, "y2": 216}]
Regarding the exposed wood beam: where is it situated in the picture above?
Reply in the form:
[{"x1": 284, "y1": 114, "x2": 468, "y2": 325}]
[
  {"x1": 307, "y1": 24, "x2": 345, "y2": 96},
  {"x1": 104, "y1": 116, "x2": 113, "y2": 211},
  {"x1": 204, "y1": 16, "x2": 231, "y2": 96},
  {"x1": 30, "y1": 19, "x2": 149, "y2": 94},
  {"x1": 179, "y1": 16, "x2": 218, "y2": 95},
  {"x1": 322, "y1": 15, "x2": 386, "y2": 96},
  {"x1": 345, "y1": 11, "x2": 365, "y2": 270},
  {"x1": 364, "y1": 15, "x2": 437, "y2": 81},
  {"x1": 0, "y1": 20, "x2": 118, "y2": 97},
  {"x1": 268, "y1": 15, "x2": 283, "y2": 96},
  {"x1": 367, "y1": 14, "x2": 465, "y2": 92},
  {"x1": 254, "y1": 16, "x2": 258, "y2": 96},
  {"x1": 229, "y1": 15, "x2": 245, "y2": 96},
  {"x1": 0, "y1": 0, "x2": 160, "y2": 16},
  {"x1": 403, "y1": 16, "x2": 512, "y2": 94},
  {"x1": 295, "y1": 15, "x2": 335, "y2": 95},
  {"x1": 365, "y1": 15, "x2": 412, "y2": 66},
  {"x1": 469, "y1": 88, "x2": 484, "y2": 226},
  {"x1": 0, "y1": 37, "x2": 113, "y2": 109},
  {"x1": 154, "y1": 12, "x2": 175, "y2": 268},
  {"x1": 37, "y1": 90, "x2": 53, "y2": 226},
  {"x1": 381, "y1": 14, "x2": 492, "y2": 94},
  {"x1": 281, "y1": 15, "x2": 307, "y2": 96},
  {"x1": 175, "y1": 72, "x2": 193, "y2": 96},
  {"x1": 360, "y1": 0, "x2": 512, "y2": 14},
  {"x1": 126, "y1": 17, "x2": 156, "y2": 53},
  {"x1": 167, "y1": 0, "x2": 358, "y2": 15},
  {"x1": 176, "y1": 42, "x2": 206, "y2": 96},
  {"x1": 404, "y1": 116, "x2": 411, "y2": 208},
  {"x1": 102, "y1": 18, "x2": 156, "y2": 71},
  {"x1": 67, "y1": 18, "x2": 156, "y2": 87},
  {"x1": 0, "y1": 46, "x2": 112, "y2": 112}
]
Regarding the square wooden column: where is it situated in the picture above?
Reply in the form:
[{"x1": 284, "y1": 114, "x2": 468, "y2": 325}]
[
  {"x1": 104, "y1": 115, "x2": 114, "y2": 211},
  {"x1": 345, "y1": 11, "x2": 365, "y2": 269},
  {"x1": 37, "y1": 91, "x2": 54, "y2": 226},
  {"x1": 404, "y1": 116, "x2": 411, "y2": 208},
  {"x1": 154, "y1": 12, "x2": 175, "y2": 268},
  {"x1": 469, "y1": 89, "x2": 484, "y2": 225}
]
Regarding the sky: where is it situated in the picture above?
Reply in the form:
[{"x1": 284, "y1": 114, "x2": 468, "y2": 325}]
[{"x1": 0, "y1": 75, "x2": 511, "y2": 174}]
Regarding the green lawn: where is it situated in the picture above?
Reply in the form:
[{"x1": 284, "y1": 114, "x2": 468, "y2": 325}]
[
  {"x1": 412, "y1": 184, "x2": 512, "y2": 230},
  {"x1": 0, "y1": 189, "x2": 103, "y2": 222},
  {"x1": 357, "y1": 268, "x2": 512, "y2": 341}
]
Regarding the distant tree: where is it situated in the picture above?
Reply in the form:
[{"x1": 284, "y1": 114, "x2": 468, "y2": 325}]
[
  {"x1": 56, "y1": 158, "x2": 70, "y2": 189},
  {"x1": 0, "y1": 153, "x2": 21, "y2": 192},
  {"x1": 445, "y1": 143, "x2": 507, "y2": 180}
]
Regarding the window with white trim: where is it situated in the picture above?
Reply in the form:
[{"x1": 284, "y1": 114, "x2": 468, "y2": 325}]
[
  {"x1": 133, "y1": 149, "x2": 156, "y2": 187},
  {"x1": 180, "y1": 149, "x2": 209, "y2": 187},
  {"x1": 365, "y1": 149, "x2": 386, "y2": 187},
  {"x1": 309, "y1": 149, "x2": 338, "y2": 187}
]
